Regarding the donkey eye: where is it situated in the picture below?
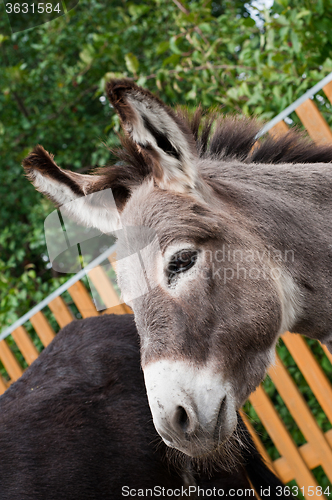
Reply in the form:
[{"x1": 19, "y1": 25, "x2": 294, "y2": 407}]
[{"x1": 167, "y1": 250, "x2": 198, "y2": 284}]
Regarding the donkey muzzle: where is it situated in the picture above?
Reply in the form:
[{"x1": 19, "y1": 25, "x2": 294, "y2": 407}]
[{"x1": 143, "y1": 359, "x2": 237, "y2": 457}]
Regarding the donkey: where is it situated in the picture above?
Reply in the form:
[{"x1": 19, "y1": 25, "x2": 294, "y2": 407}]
[
  {"x1": 0, "y1": 314, "x2": 288, "y2": 499},
  {"x1": 23, "y1": 79, "x2": 332, "y2": 458}
]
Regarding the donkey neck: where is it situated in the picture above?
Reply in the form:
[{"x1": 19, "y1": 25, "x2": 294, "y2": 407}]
[{"x1": 206, "y1": 159, "x2": 332, "y2": 341}]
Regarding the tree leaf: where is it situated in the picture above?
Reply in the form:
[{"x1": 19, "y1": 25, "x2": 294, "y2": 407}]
[
  {"x1": 125, "y1": 53, "x2": 139, "y2": 75},
  {"x1": 290, "y1": 31, "x2": 301, "y2": 54},
  {"x1": 156, "y1": 41, "x2": 170, "y2": 55},
  {"x1": 169, "y1": 36, "x2": 183, "y2": 55}
]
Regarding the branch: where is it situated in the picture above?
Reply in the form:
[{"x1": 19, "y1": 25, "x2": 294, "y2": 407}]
[
  {"x1": 172, "y1": 0, "x2": 190, "y2": 15},
  {"x1": 12, "y1": 91, "x2": 30, "y2": 119},
  {"x1": 172, "y1": 0, "x2": 209, "y2": 45}
]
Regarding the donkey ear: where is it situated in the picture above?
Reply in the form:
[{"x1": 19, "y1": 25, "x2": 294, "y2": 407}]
[
  {"x1": 107, "y1": 79, "x2": 198, "y2": 193},
  {"x1": 22, "y1": 145, "x2": 122, "y2": 233},
  {"x1": 23, "y1": 145, "x2": 99, "y2": 203}
]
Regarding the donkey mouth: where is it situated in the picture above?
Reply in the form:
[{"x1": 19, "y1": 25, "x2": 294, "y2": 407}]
[
  {"x1": 167, "y1": 401, "x2": 232, "y2": 459},
  {"x1": 143, "y1": 358, "x2": 237, "y2": 458}
]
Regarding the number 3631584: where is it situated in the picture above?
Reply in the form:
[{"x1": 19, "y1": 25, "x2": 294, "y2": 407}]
[{"x1": 5, "y1": 3, "x2": 61, "y2": 14}]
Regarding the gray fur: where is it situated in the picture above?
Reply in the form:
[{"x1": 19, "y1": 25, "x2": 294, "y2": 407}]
[{"x1": 23, "y1": 79, "x2": 332, "y2": 456}]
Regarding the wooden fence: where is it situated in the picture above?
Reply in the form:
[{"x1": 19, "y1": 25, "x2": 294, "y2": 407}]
[{"x1": 2, "y1": 81, "x2": 332, "y2": 499}]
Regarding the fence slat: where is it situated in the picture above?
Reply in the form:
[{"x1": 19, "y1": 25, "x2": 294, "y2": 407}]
[
  {"x1": 0, "y1": 376, "x2": 8, "y2": 395},
  {"x1": 249, "y1": 386, "x2": 321, "y2": 498},
  {"x1": 273, "y1": 457, "x2": 298, "y2": 485},
  {"x1": 88, "y1": 266, "x2": 128, "y2": 315},
  {"x1": 48, "y1": 296, "x2": 74, "y2": 328},
  {"x1": 295, "y1": 99, "x2": 332, "y2": 144},
  {"x1": 0, "y1": 340, "x2": 23, "y2": 381},
  {"x1": 323, "y1": 81, "x2": 332, "y2": 105},
  {"x1": 269, "y1": 120, "x2": 289, "y2": 138},
  {"x1": 282, "y1": 332, "x2": 332, "y2": 423},
  {"x1": 11, "y1": 326, "x2": 39, "y2": 366},
  {"x1": 239, "y1": 410, "x2": 276, "y2": 472},
  {"x1": 273, "y1": 429, "x2": 332, "y2": 483},
  {"x1": 105, "y1": 253, "x2": 133, "y2": 314},
  {"x1": 326, "y1": 428, "x2": 332, "y2": 447},
  {"x1": 273, "y1": 443, "x2": 319, "y2": 485},
  {"x1": 29, "y1": 312, "x2": 56, "y2": 347},
  {"x1": 102, "y1": 303, "x2": 133, "y2": 315},
  {"x1": 108, "y1": 252, "x2": 118, "y2": 271},
  {"x1": 68, "y1": 281, "x2": 98, "y2": 318},
  {"x1": 321, "y1": 343, "x2": 332, "y2": 365},
  {"x1": 268, "y1": 354, "x2": 332, "y2": 482}
]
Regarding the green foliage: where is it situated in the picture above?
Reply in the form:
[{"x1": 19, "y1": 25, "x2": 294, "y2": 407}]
[
  {"x1": 1, "y1": 0, "x2": 331, "y2": 328},
  {"x1": 1, "y1": 0, "x2": 332, "y2": 485}
]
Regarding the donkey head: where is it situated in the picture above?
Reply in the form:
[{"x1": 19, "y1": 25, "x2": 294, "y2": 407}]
[{"x1": 23, "y1": 80, "x2": 298, "y2": 458}]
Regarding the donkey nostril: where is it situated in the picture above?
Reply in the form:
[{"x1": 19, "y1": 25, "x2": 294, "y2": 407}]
[{"x1": 175, "y1": 405, "x2": 190, "y2": 433}]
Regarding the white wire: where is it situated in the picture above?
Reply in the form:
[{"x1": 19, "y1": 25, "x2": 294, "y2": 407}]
[
  {"x1": 0, "y1": 243, "x2": 117, "y2": 341},
  {"x1": 256, "y1": 71, "x2": 332, "y2": 138}
]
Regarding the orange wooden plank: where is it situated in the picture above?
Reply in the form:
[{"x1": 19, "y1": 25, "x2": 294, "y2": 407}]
[
  {"x1": 249, "y1": 386, "x2": 320, "y2": 497},
  {"x1": 68, "y1": 281, "x2": 98, "y2": 319},
  {"x1": 321, "y1": 343, "x2": 332, "y2": 365},
  {"x1": 48, "y1": 296, "x2": 74, "y2": 328},
  {"x1": 282, "y1": 332, "x2": 332, "y2": 423},
  {"x1": 295, "y1": 98, "x2": 332, "y2": 144},
  {"x1": 0, "y1": 376, "x2": 8, "y2": 395},
  {"x1": 269, "y1": 120, "x2": 289, "y2": 138},
  {"x1": 268, "y1": 354, "x2": 332, "y2": 482},
  {"x1": 273, "y1": 431, "x2": 332, "y2": 483},
  {"x1": 0, "y1": 340, "x2": 23, "y2": 381},
  {"x1": 88, "y1": 266, "x2": 128, "y2": 315},
  {"x1": 102, "y1": 303, "x2": 133, "y2": 315},
  {"x1": 323, "y1": 80, "x2": 332, "y2": 105},
  {"x1": 239, "y1": 410, "x2": 276, "y2": 473},
  {"x1": 11, "y1": 326, "x2": 39, "y2": 366},
  {"x1": 106, "y1": 254, "x2": 134, "y2": 314},
  {"x1": 124, "y1": 304, "x2": 133, "y2": 314},
  {"x1": 326, "y1": 428, "x2": 332, "y2": 447},
  {"x1": 29, "y1": 311, "x2": 56, "y2": 347},
  {"x1": 108, "y1": 252, "x2": 117, "y2": 271},
  {"x1": 273, "y1": 429, "x2": 332, "y2": 483}
]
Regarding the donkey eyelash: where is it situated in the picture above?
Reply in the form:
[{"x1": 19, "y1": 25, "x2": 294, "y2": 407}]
[{"x1": 167, "y1": 250, "x2": 198, "y2": 285}]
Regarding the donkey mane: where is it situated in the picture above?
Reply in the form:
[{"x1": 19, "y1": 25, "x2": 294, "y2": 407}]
[
  {"x1": 184, "y1": 109, "x2": 332, "y2": 164},
  {"x1": 24, "y1": 100, "x2": 332, "y2": 211},
  {"x1": 131, "y1": 108, "x2": 332, "y2": 164},
  {"x1": 96, "y1": 108, "x2": 332, "y2": 203}
]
